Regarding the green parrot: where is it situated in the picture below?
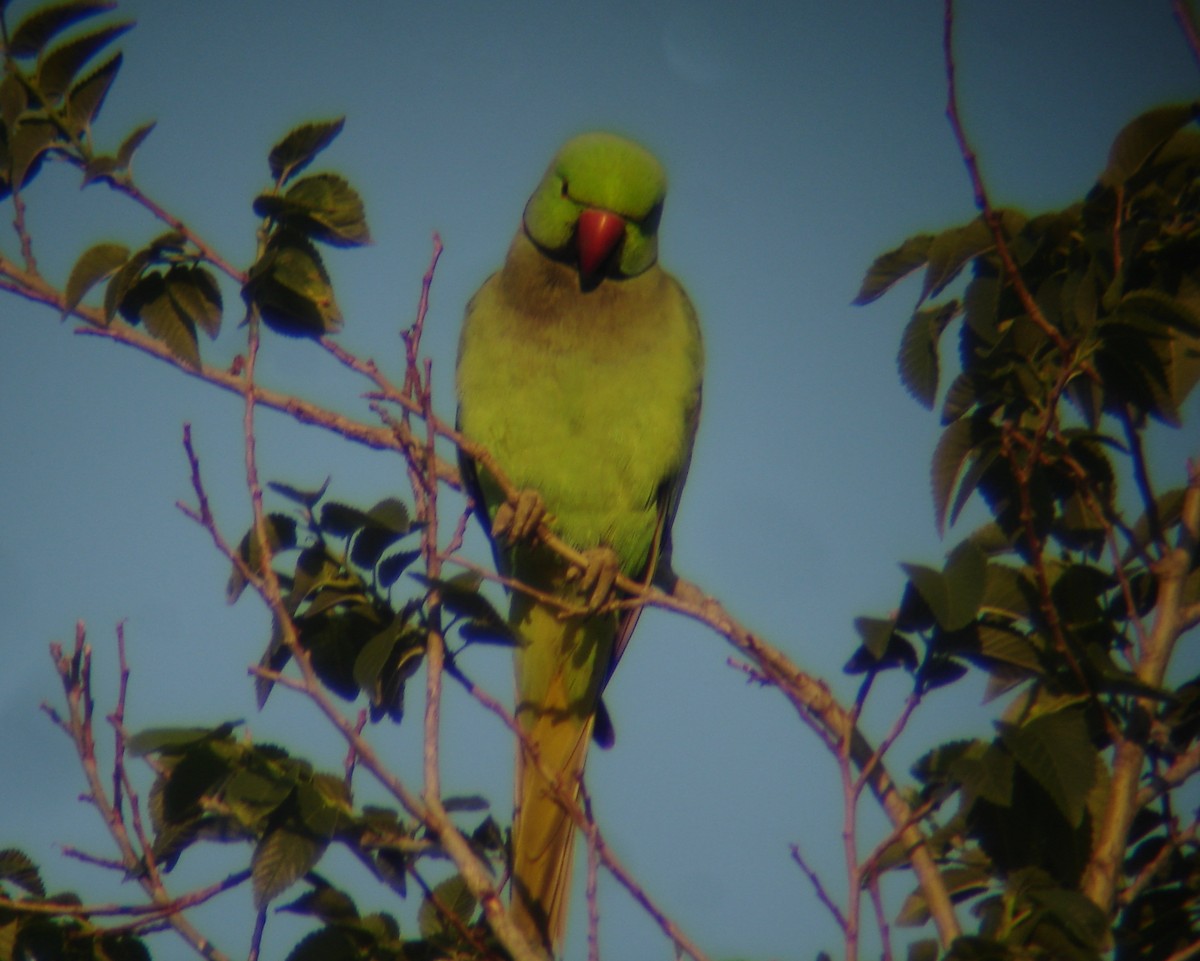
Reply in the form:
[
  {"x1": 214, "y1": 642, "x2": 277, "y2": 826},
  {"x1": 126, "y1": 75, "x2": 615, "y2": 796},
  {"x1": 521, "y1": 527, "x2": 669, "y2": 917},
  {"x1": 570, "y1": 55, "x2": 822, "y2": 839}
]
[{"x1": 455, "y1": 131, "x2": 703, "y2": 956}]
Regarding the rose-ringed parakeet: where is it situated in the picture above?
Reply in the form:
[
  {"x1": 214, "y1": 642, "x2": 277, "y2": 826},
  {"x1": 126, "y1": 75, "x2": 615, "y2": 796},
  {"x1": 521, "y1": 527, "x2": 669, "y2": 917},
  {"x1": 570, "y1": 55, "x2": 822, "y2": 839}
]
[{"x1": 456, "y1": 131, "x2": 703, "y2": 956}]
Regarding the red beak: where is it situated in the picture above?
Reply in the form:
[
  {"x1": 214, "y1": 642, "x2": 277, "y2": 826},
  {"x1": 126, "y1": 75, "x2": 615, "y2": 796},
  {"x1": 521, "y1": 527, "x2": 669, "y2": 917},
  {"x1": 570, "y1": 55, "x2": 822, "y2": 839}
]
[{"x1": 576, "y1": 208, "x2": 625, "y2": 278}]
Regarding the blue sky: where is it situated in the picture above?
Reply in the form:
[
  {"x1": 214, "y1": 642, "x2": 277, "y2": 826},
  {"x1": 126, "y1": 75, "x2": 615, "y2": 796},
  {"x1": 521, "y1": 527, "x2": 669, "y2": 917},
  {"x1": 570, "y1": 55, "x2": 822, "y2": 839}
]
[{"x1": 2, "y1": 2, "x2": 1197, "y2": 959}]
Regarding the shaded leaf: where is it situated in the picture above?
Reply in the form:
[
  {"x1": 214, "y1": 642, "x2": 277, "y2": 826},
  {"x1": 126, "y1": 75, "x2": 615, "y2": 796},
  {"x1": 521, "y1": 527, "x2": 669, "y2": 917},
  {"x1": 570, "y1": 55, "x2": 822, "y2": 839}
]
[
  {"x1": 268, "y1": 477, "x2": 330, "y2": 508},
  {"x1": 0, "y1": 72, "x2": 29, "y2": 127},
  {"x1": 853, "y1": 231, "x2": 934, "y2": 305},
  {"x1": 8, "y1": 0, "x2": 115, "y2": 58},
  {"x1": 921, "y1": 216, "x2": 996, "y2": 304},
  {"x1": 255, "y1": 173, "x2": 370, "y2": 247},
  {"x1": 37, "y1": 21, "x2": 131, "y2": 100},
  {"x1": 931, "y1": 415, "x2": 995, "y2": 536},
  {"x1": 115, "y1": 119, "x2": 155, "y2": 167},
  {"x1": 65, "y1": 51, "x2": 122, "y2": 132},
  {"x1": 378, "y1": 548, "x2": 421, "y2": 587},
  {"x1": 279, "y1": 881, "x2": 359, "y2": 923},
  {"x1": 135, "y1": 272, "x2": 201, "y2": 369},
  {"x1": 942, "y1": 539, "x2": 987, "y2": 631},
  {"x1": 166, "y1": 264, "x2": 223, "y2": 339},
  {"x1": 1099, "y1": 101, "x2": 1199, "y2": 187},
  {"x1": 63, "y1": 241, "x2": 128, "y2": 316},
  {"x1": 417, "y1": 874, "x2": 477, "y2": 941},
  {"x1": 9, "y1": 118, "x2": 58, "y2": 188},
  {"x1": 898, "y1": 301, "x2": 957, "y2": 409},
  {"x1": 268, "y1": 117, "x2": 345, "y2": 184},
  {"x1": 282, "y1": 928, "x2": 360, "y2": 961},
  {"x1": 245, "y1": 232, "x2": 343, "y2": 337},
  {"x1": 0, "y1": 848, "x2": 46, "y2": 897},
  {"x1": 998, "y1": 708, "x2": 1097, "y2": 827},
  {"x1": 252, "y1": 826, "x2": 324, "y2": 908}
]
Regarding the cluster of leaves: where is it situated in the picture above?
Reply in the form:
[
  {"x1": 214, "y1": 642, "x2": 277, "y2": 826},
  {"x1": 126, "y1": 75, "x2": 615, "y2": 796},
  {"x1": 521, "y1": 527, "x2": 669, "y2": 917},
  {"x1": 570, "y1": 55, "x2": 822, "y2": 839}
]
[
  {"x1": 0, "y1": 849, "x2": 150, "y2": 961},
  {"x1": 231, "y1": 479, "x2": 513, "y2": 725},
  {"x1": 243, "y1": 115, "x2": 370, "y2": 338},
  {"x1": 125, "y1": 724, "x2": 503, "y2": 955},
  {"x1": 854, "y1": 104, "x2": 1200, "y2": 960},
  {"x1": 279, "y1": 874, "x2": 498, "y2": 961},
  {"x1": 1, "y1": 2, "x2": 371, "y2": 372}
]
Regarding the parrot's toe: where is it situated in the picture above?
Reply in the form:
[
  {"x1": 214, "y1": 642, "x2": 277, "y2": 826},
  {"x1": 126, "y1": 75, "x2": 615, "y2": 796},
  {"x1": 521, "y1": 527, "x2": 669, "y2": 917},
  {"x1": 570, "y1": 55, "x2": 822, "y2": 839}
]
[
  {"x1": 493, "y1": 489, "x2": 547, "y2": 542},
  {"x1": 572, "y1": 546, "x2": 620, "y2": 611}
]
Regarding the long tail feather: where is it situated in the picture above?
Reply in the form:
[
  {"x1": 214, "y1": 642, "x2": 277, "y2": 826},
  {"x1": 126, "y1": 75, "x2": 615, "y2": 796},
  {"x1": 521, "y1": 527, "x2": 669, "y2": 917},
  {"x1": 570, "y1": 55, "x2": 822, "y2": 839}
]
[{"x1": 509, "y1": 590, "x2": 613, "y2": 957}]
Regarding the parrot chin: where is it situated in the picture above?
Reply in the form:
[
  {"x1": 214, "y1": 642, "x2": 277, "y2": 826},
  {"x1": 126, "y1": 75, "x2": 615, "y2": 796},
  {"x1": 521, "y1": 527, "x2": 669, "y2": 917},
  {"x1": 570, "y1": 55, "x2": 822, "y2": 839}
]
[{"x1": 575, "y1": 208, "x2": 625, "y2": 281}]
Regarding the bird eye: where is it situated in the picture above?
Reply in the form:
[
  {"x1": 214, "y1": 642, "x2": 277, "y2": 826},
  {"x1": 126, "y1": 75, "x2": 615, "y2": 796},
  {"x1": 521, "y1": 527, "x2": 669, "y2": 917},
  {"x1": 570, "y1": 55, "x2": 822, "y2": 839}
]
[{"x1": 560, "y1": 178, "x2": 569, "y2": 198}]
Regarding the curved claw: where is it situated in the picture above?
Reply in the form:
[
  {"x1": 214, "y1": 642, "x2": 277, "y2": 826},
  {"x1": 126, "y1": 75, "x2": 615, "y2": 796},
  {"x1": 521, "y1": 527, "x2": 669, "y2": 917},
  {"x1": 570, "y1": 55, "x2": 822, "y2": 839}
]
[
  {"x1": 492, "y1": 489, "x2": 547, "y2": 543},
  {"x1": 567, "y1": 546, "x2": 620, "y2": 612}
]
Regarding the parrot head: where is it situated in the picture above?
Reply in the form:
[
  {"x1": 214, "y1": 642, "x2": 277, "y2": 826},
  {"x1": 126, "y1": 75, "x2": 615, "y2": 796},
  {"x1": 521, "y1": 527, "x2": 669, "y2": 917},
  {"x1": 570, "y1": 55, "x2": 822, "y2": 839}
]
[{"x1": 523, "y1": 132, "x2": 667, "y2": 283}]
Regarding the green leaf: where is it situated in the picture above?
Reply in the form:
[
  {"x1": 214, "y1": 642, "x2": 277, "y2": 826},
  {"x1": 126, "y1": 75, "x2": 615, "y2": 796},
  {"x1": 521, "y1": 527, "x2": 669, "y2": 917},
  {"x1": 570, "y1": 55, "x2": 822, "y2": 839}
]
[
  {"x1": 998, "y1": 707, "x2": 1098, "y2": 827},
  {"x1": 900, "y1": 563, "x2": 949, "y2": 629},
  {"x1": 66, "y1": 51, "x2": 122, "y2": 131},
  {"x1": 268, "y1": 117, "x2": 345, "y2": 184},
  {"x1": 103, "y1": 246, "x2": 151, "y2": 320},
  {"x1": 378, "y1": 548, "x2": 421, "y2": 587},
  {"x1": 1099, "y1": 101, "x2": 1199, "y2": 187},
  {"x1": 1116, "y1": 288, "x2": 1200, "y2": 336},
  {"x1": 898, "y1": 301, "x2": 957, "y2": 410},
  {"x1": 37, "y1": 22, "x2": 131, "y2": 101},
  {"x1": 0, "y1": 848, "x2": 46, "y2": 897},
  {"x1": 931, "y1": 415, "x2": 994, "y2": 536},
  {"x1": 166, "y1": 265, "x2": 223, "y2": 339},
  {"x1": 853, "y1": 616, "x2": 897, "y2": 659},
  {"x1": 282, "y1": 928, "x2": 360, "y2": 961},
  {"x1": 63, "y1": 241, "x2": 128, "y2": 316},
  {"x1": 227, "y1": 513, "x2": 299, "y2": 602},
  {"x1": 0, "y1": 72, "x2": 29, "y2": 127},
  {"x1": 8, "y1": 0, "x2": 115, "y2": 58},
  {"x1": 245, "y1": 233, "x2": 343, "y2": 337},
  {"x1": 417, "y1": 874, "x2": 477, "y2": 942},
  {"x1": 255, "y1": 173, "x2": 371, "y2": 247},
  {"x1": 268, "y1": 477, "x2": 330, "y2": 508},
  {"x1": 279, "y1": 882, "x2": 360, "y2": 923},
  {"x1": 920, "y1": 216, "x2": 996, "y2": 304},
  {"x1": 133, "y1": 272, "x2": 201, "y2": 370},
  {"x1": 127, "y1": 723, "x2": 238, "y2": 755},
  {"x1": 942, "y1": 539, "x2": 986, "y2": 630},
  {"x1": 8, "y1": 118, "x2": 59, "y2": 188},
  {"x1": 853, "y1": 232, "x2": 934, "y2": 305},
  {"x1": 252, "y1": 826, "x2": 325, "y2": 908},
  {"x1": 115, "y1": 119, "x2": 155, "y2": 167}
]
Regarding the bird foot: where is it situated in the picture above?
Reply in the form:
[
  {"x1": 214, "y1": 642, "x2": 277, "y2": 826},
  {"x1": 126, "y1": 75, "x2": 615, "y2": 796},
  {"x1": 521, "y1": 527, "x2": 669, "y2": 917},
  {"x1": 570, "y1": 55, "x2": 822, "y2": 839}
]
[
  {"x1": 492, "y1": 489, "x2": 547, "y2": 543},
  {"x1": 566, "y1": 545, "x2": 620, "y2": 612}
]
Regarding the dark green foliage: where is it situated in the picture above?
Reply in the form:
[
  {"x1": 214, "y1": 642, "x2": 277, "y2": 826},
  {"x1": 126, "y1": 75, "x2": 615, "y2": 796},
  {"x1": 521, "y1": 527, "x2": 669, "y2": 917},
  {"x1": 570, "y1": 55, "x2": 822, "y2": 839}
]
[
  {"x1": 856, "y1": 101, "x2": 1200, "y2": 961},
  {"x1": 0, "y1": 847, "x2": 151, "y2": 960},
  {"x1": 244, "y1": 118, "x2": 369, "y2": 337},
  {"x1": 228, "y1": 482, "x2": 509, "y2": 726}
]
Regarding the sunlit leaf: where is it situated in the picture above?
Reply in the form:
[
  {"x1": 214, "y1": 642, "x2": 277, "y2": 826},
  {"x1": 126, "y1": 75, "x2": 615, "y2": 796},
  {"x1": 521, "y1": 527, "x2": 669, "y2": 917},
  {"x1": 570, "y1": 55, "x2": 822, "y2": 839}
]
[
  {"x1": 245, "y1": 233, "x2": 343, "y2": 337},
  {"x1": 252, "y1": 826, "x2": 325, "y2": 908},
  {"x1": 63, "y1": 241, "x2": 128, "y2": 316},
  {"x1": 255, "y1": 173, "x2": 371, "y2": 247},
  {"x1": 268, "y1": 116, "x2": 345, "y2": 184}
]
